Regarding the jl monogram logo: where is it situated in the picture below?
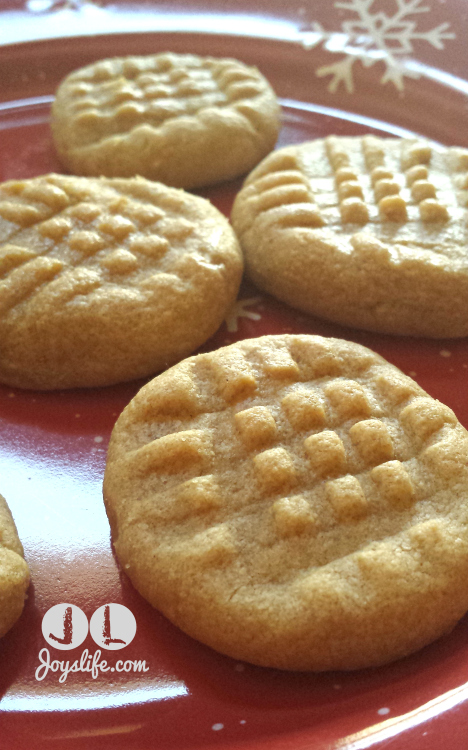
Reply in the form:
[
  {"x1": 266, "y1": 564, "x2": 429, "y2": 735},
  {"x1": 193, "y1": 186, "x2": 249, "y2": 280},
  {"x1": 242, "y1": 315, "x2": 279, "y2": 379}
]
[
  {"x1": 41, "y1": 603, "x2": 136, "y2": 650},
  {"x1": 90, "y1": 604, "x2": 137, "y2": 650},
  {"x1": 37, "y1": 603, "x2": 147, "y2": 682},
  {"x1": 41, "y1": 604, "x2": 89, "y2": 650}
]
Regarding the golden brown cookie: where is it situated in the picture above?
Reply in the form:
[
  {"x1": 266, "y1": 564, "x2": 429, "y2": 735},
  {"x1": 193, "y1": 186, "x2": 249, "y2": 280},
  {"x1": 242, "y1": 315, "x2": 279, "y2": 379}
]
[
  {"x1": 51, "y1": 52, "x2": 281, "y2": 189},
  {"x1": 231, "y1": 136, "x2": 468, "y2": 337},
  {"x1": 103, "y1": 334, "x2": 468, "y2": 671},
  {"x1": 0, "y1": 173, "x2": 242, "y2": 390},
  {"x1": 0, "y1": 494, "x2": 29, "y2": 639}
]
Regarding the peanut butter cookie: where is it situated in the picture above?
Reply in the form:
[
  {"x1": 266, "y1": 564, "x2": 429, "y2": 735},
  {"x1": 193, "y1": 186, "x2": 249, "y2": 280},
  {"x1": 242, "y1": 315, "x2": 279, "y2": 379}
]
[
  {"x1": 0, "y1": 173, "x2": 242, "y2": 389},
  {"x1": 0, "y1": 494, "x2": 29, "y2": 639},
  {"x1": 103, "y1": 335, "x2": 468, "y2": 670},
  {"x1": 51, "y1": 52, "x2": 281, "y2": 189},
  {"x1": 231, "y1": 136, "x2": 468, "y2": 337}
]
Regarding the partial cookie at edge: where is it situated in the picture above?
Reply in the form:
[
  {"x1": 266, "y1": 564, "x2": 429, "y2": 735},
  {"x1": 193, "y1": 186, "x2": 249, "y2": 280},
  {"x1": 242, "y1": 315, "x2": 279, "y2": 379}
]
[{"x1": 0, "y1": 494, "x2": 29, "y2": 639}]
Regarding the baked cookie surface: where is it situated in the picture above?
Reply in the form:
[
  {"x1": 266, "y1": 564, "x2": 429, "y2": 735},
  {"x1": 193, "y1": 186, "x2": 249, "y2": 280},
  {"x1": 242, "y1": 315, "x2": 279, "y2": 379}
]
[
  {"x1": 0, "y1": 494, "x2": 29, "y2": 639},
  {"x1": 0, "y1": 173, "x2": 242, "y2": 390},
  {"x1": 103, "y1": 334, "x2": 468, "y2": 671},
  {"x1": 51, "y1": 52, "x2": 281, "y2": 189},
  {"x1": 231, "y1": 136, "x2": 468, "y2": 338}
]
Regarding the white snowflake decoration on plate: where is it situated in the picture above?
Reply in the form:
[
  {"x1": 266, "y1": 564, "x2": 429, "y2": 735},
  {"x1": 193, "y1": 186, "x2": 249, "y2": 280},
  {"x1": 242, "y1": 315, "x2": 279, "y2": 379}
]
[
  {"x1": 299, "y1": 0, "x2": 455, "y2": 92},
  {"x1": 225, "y1": 298, "x2": 262, "y2": 333},
  {"x1": 26, "y1": 0, "x2": 100, "y2": 12}
]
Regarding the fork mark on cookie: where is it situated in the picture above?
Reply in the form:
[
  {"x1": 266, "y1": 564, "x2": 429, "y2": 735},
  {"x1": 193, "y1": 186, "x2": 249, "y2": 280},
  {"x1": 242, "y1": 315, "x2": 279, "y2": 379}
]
[
  {"x1": 400, "y1": 397, "x2": 457, "y2": 440},
  {"x1": 128, "y1": 429, "x2": 212, "y2": 476},
  {"x1": 235, "y1": 406, "x2": 278, "y2": 450},
  {"x1": 0, "y1": 256, "x2": 64, "y2": 314},
  {"x1": 304, "y1": 431, "x2": 347, "y2": 478},
  {"x1": 0, "y1": 245, "x2": 37, "y2": 277},
  {"x1": 282, "y1": 390, "x2": 326, "y2": 431},
  {"x1": 272, "y1": 496, "x2": 318, "y2": 538},
  {"x1": 180, "y1": 523, "x2": 236, "y2": 566},
  {"x1": 422, "y1": 434, "x2": 468, "y2": 479},
  {"x1": 371, "y1": 460, "x2": 415, "y2": 508},
  {"x1": 61, "y1": 54, "x2": 269, "y2": 147},
  {"x1": 324, "y1": 380, "x2": 372, "y2": 421},
  {"x1": 326, "y1": 475, "x2": 368, "y2": 522},
  {"x1": 209, "y1": 352, "x2": 257, "y2": 404},
  {"x1": 254, "y1": 447, "x2": 297, "y2": 494},
  {"x1": 177, "y1": 475, "x2": 222, "y2": 513},
  {"x1": 349, "y1": 419, "x2": 394, "y2": 466}
]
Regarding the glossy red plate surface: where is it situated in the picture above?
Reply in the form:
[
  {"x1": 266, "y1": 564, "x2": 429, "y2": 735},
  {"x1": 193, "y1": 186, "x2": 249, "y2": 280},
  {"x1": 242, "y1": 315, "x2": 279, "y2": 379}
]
[{"x1": 1, "y1": 2, "x2": 468, "y2": 748}]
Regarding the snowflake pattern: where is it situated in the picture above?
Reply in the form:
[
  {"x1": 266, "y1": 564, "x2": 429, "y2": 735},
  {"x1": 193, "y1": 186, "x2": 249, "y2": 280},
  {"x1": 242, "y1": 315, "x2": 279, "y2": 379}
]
[
  {"x1": 299, "y1": 0, "x2": 455, "y2": 92},
  {"x1": 26, "y1": 0, "x2": 101, "y2": 12},
  {"x1": 225, "y1": 298, "x2": 262, "y2": 333}
]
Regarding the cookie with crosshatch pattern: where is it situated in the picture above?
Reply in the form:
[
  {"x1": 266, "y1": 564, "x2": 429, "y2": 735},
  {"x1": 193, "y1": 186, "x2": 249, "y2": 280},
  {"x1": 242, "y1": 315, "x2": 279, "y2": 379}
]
[
  {"x1": 231, "y1": 135, "x2": 468, "y2": 337},
  {"x1": 51, "y1": 52, "x2": 281, "y2": 189},
  {"x1": 103, "y1": 334, "x2": 468, "y2": 671},
  {"x1": 0, "y1": 494, "x2": 29, "y2": 639},
  {"x1": 0, "y1": 173, "x2": 242, "y2": 389}
]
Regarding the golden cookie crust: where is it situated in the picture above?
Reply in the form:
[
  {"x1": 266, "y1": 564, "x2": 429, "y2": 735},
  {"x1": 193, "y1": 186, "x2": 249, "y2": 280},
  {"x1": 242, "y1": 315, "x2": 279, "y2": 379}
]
[
  {"x1": 0, "y1": 494, "x2": 29, "y2": 639},
  {"x1": 0, "y1": 173, "x2": 243, "y2": 390},
  {"x1": 231, "y1": 136, "x2": 468, "y2": 338},
  {"x1": 51, "y1": 52, "x2": 281, "y2": 189},
  {"x1": 103, "y1": 335, "x2": 468, "y2": 671}
]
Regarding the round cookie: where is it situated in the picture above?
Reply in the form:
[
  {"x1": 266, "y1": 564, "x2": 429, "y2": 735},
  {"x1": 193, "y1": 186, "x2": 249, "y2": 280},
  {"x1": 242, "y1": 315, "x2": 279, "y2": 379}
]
[
  {"x1": 0, "y1": 173, "x2": 243, "y2": 390},
  {"x1": 103, "y1": 334, "x2": 468, "y2": 671},
  {"x1": 0, "y1": 494, "x2": 29, "y2": 639},
  {"x1": 51, "y1": 52, "x2": 281, "y2": 189},
  {"x1": 231, "y1": 136, "x2": 468, "y2": 338}
]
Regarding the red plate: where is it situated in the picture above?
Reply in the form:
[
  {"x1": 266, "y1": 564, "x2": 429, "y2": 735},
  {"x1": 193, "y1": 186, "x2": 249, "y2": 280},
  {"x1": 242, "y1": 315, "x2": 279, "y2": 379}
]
[{"x1": 1, "y1": 2, "x2": 468, "y2": 748}]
